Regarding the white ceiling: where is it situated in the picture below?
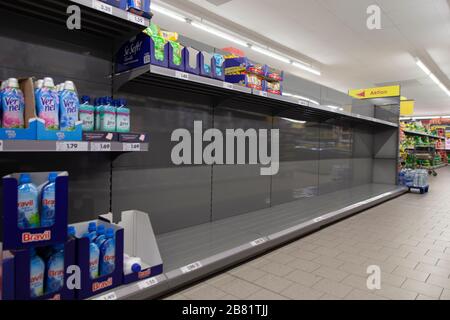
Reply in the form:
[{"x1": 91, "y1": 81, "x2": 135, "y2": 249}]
[{"x1": 153, "y1": 0, "x2": 450, "y2": 115}]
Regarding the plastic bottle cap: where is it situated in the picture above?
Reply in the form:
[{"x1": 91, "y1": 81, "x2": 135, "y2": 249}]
[
  {"x1": 97, "y1": 224, "x2": 105, "y2": 235},
  {"x1": 35, "y1": 79, "x2": 43, "y2": 89},
  {"x1": 131, "y1": 263, "x2": 142, "y2": 273},
  {"x1": 43, "y1": 77, "x2": 55, "y2": 88},
  {"x1": 48, "y1": 172, "x2": 58, "y2": 182},
  {"x1": 68, "y1": 226, "x2": 76, "y2": 237},
  {"x1": 8, "y1": 78, "x2": 19, "y2": 88},
  {"x1": 106, "y1": 228, "x2": 114, "y2": 238},
  {"x1": 64, "y1": 81, "x2": 76, "y2": 91},
  {"x1": 88, "y1": 222, "x2": 97, "y2": 233},
  {"x1": 81, "y1": 95, "x2": 90, "y2": 104},
  {"x1": 19, "y1": 173, "x2": 31, "y2": 184}
]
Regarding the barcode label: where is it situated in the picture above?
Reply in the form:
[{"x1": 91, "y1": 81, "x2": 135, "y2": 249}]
[
  {"x1": 92, "y1": 0, "x2": 113, "y2": 15},
  {"x1": 56, "y1": 141, "x2": 89, "y2": 152},
  {"x1": 0, "y1": 140, "x2": 3, "y2": 151},
  {"x1": 138, "y1": 277, "x2": 159, "y2": 290},
  {"x1": 180, "y1": 261, "x2": 202, "y2": 274},
  {"x1": 175, "y1": 71, "x2": 189, "y2": 80},
  {"x1": 127, "y1": 13, "x2": 146, "y2": 26},
  {"x1": 223, "y1": 82, "x2": 234, "y2": 90},
  {"x1": 123, "y1": 143, "x2": 141, "y2": 152},
  {"x1": 250, "y1": 238, "x2": 266, "y2": 247},
  {"x1": 94, "y1": 292, "x2": 117, "y2": 300},
  {"x1": 144, "y1": 54, "x2": 151, "y2": 64},
  {"x1": 258, "y1": 91, "x2": 268, "y2": 97},
  {"x1": 91, "y1": 142, "x2": 111, "y2": 152}
]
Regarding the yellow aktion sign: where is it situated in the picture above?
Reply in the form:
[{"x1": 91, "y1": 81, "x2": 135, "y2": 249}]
[{"x1": 349, "y1": 85, "x2": 401, "y2": 99}]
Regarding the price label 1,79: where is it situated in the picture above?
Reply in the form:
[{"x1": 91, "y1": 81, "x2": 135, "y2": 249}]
[
  {"x1": 91, "y1": 142, "x2": 111, "y2": 152},
  {"x1": 92, "y1": 0, "x2": 113, "y2": 15},
  {"x1": 56, "y1": 141, "x2": 88, "y2": 152}
]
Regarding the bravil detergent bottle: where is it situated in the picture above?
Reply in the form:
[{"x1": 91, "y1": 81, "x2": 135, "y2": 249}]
[
  {"x1": 41, "y1": 172, "x2": 57, "y2": 227},
  {"x1": 85, "y1": 233, "x2": 100, "y2": 279},
  {"x1": 45, "y1": 244, "x2": 65, "y2": 293},
  {"x1": 94, "y1": 224, "x2": 106, "y2": 246},
  {"x1": 30, "y1": 248, "x2": 45, "y2": 298},
  {"x1": 99, "y1": 228, "x2": 116, "y2": 276},
  {"x1": 36, "y1": 77, "x2": 59, "y2": 130},
  {"x1": 18, "y1": 173, "x2": 40, "y2": 229}
]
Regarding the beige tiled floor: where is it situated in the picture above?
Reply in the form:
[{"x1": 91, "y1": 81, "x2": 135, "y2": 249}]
[{"x1": 165, "y1": 168, "x2": 450, "y2": 300}]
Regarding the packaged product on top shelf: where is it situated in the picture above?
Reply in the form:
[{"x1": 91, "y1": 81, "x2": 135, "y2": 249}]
[
  {"x1": 99, "y1": 0, "x2": 127, "y2": 10},
  {"x1": 265, "y1": 66, "x2": 284, "y2": 82},
  {"x1": 127, "y1": 0, "x2": 151, "y2": 18},
  {"x1": 59, "y1": 81, "x2": 79, "y2": 132},
  {"x1": 1, "y1": 172, "x2": 69, "y2": 250},
  {"x1": 224, "y1": 56, "x2": 267, "y2": 90},
  {"x1": 264, "y1": 80, "x2": 283, "y2": 95},
  {"x1": 199, "y1": 52, "x2": 213, "y2": 77},
  {"x1": 212, "y1": 53, "x2": 226, "y2": 81},
  {"x1": 79, "y1": 96, "x2": 95, "y2": 132},
  {"x1": 184, "y1": 47, "x2": 201, "y2": 75}
]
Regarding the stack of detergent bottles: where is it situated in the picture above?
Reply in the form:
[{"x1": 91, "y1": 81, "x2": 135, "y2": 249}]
[{"x1": 1, "y1": 171, "x2": 74, "y2": 300}]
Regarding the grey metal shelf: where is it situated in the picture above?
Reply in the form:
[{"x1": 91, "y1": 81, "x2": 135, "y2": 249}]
[
  {"x1": 0, "y1": 140, "x2": 148, "y2": 152},
  {"x1": 0, "y1": 0, "x2": 150, "y2": 41},
  {"x1": 114, "y1": 65, "x2": 399, "y2": 128},
  {"x1": 89, "y1": 183, "x2": 407, "y2": 300},
  {"x1": 403, "y1": 130, "x2": 444, "y2": 140}
]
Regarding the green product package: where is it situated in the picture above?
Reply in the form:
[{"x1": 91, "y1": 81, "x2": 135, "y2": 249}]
[
  {"x1": 170, "y1": 41, "x2": 182, "y2": 66},
  {"x1": 152, "y1": 35, "x2": 166, "y2": 62}
]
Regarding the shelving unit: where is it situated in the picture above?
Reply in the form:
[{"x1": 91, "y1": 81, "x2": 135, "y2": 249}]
[
  {"x1": 403, "y1": 130, "x2": 445, "y2": 140},
  {"x1": 1, "y1": 0, "x2": 403, "y2": 301}
]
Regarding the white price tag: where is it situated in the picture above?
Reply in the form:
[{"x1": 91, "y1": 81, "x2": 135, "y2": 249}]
[
  {"x1": 0, "y1": 140, "x2": 3, "y2": 151},
  {"x1": 250, "y1": 238, "x2": 266, "y2": 247},
  {"x1": 298, "y1": 100, "x2": 309, "y2": 106},
  {"x1": 94, "y1": 292, "x2": 117, "y2": 300},
  {"x1": 223, "y1": 82, "x2": 234, "y2": 90},
  {"x1": 56, "y1": 141, "x2": 88, "y2": 152},
  {"x1": 92, "y1": 0, "x2": 113, "y2": 15},
  {"x1": 180, "y1": 261, "x2": 202, "y2": 274},
  {"x1": 138, "y1": 277, "x2": 159, "y2": 290},
  {"x1": 175, "y1": 71, "x2": 189, "y2": 80},
  {"x1": 91, "y1": 142, "x2": 111, "y2": 152},
  {"x1": 258, "y1": 91, "x2": 268, "y2": 97},
  {"x1": 123, "y1": 143, "x2": 141, "y2": 152},
  {"x1": 127, "y1": 13, "x2": 146, "y2": 26}
]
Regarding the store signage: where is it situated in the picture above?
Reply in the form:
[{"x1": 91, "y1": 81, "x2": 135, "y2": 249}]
[
  {"x1": 138, "y1": 277, "x2": 159, "y2": 290},
  {"x1": 123, "y1": 143, "x2": 141, "y2": 152},
  {"x1": 400, "y1": 100, "x2": 415, "y2": 116},
  {"x1": 348, "y1": 85, "x2": 400, "y2": 99}
]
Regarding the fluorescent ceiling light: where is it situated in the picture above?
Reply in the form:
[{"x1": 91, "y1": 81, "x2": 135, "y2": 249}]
[
  {"x1": 292, "y1": 62, "x2": 321, "y2": 76},
  {"x1": 281, "y1": 118, "x2": 306, "y2": 124},
  {"x1": 251, "y1": 46, "x2": 291, "y2": 64},
  {"x1": 151, "y1": 4, "x2": 187, "y2": 22},
  {"x1": 190, "y1": 21, "x2": 249, "y2": 47},
  {"x1": 416, "y1": 58, "x2": 450, "y2": 97}
]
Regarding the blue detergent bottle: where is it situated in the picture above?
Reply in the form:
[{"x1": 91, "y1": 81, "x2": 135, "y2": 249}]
[
  {"x1": 41, "y1": 172, "x2": 58, "y2": 227},
  {"x1": 17, "y1": 173, "x2": 40, "y2": 229},
  {"x1": 99, "y1": 228, "x2": 116, "y2": 276},
  {"x1": 45, "y1": 244, "x2": 65, "y2": 293},
  {"x1": 30, "y1": 248, "x2": 45, "y2": 298},
  {"x1": 94, "y1": 224, "x2": 106, "y2": 246},
  {"x1": 59, "y1": 81, "x2": 79, "y2": 131},
  {"x1": 84, "y1": 233, "x2": 100, "y2": 279},
  {"x1": 87, "y1": 221, "x2": 97, "y2": 237},
  {"x1": 67, "y1": 225, "x2": 76, "y2": 240}
]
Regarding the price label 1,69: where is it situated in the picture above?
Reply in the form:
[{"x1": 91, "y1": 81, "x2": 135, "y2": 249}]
[
  {"x1": 91, "y1": 142, "x2": 111, "y2": 152},
  {"x1": 92, "y1": 0, "x2": 113, "y2": 15},
  {"x1": 123, "y1": 143, "x2": 141, "y2": 152},
  {"x1": 56, "y1": 141, "x2": 88, "y2": 152}
]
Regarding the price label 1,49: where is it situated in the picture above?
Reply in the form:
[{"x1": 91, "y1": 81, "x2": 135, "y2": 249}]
[
  {"x1": 91, "y1": 142, "x2": 111, "y2": 152},
  {"x1": 128, "y1": 13, "x2": 147, "y2": 26},
  {"x1": 123, "y1": 143, "x2": 141, "y2": 152},
  {"x1": 92, "y1": 0, "x2": 113, "y2": 15},
  {"x1": 180, "y1": 261, "x2": 202, "y2": 274},
  {"x1": 56, "y1": 141, "x2": 88, "y2": 152},
  {"x1": 175, "y1": 71, "x2": 189, "y2": 80},
  {"x1": 138, "y1": 277, "x2": 159, "y2": 290},
  {"x1": 93, "y1": 292, "x2": 117, "y2": 300}
]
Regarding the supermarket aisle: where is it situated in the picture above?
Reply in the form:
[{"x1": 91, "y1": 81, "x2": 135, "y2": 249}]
[{"x1": 165, "y1": 168, "x2": 450, "y2": 300}]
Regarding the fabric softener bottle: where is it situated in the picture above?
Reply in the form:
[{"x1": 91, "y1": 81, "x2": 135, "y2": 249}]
[
  {"x1": 36, "y1": 77, "x2": 59, "y2": 130},
  {"x1": 59, "y1": 81, "x2": 79, "y2": 131},
  {"x1": 18, "y1": 173, "x2": 40, "y2": 229},
  {"x1": 1, "y1": 78, "x2": 25, "y2": 129}
]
